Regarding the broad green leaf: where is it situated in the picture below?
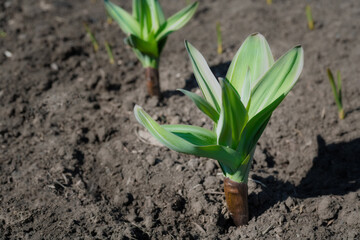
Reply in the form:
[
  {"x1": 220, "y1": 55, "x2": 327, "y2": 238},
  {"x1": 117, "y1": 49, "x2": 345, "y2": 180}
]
[
  {"x1": 163, "y1": 124, "x2": 216, "y2": 145},
  {"x1": 178, "y1": 89, "x2": 219, "y2": 122},
  {"x1": 248, "y1": 46, "x2": 303, "y2": 118},
  {"x1": 237, "y1": 95, "x2": 285, "y2": 155},
  {"x1": 104, "y1": 0, "x2": 141, "y2": 36},
  {"x1": 241, "y1": 67, "x2": 251, "y2": 109},
  {"x1": 132, "y1": 0, "x2": 141, "y2": 21},
  {"x1": 155, "y1": 2, "x2": 198, "y2": 41},
  {"x1": 185, "y1": 41, "x2": 221, "y2": 111},
  {"x1": 126, "y1": 34, "x2": 159, "y2": 57},
  {"x1": 154, "y1": 0, "x2": 165, "y2": 25},
  {"x1": 134, "y1": 105, "x2": 242, "y2": 172},
  {"x1": 216, "y1": 78, "x2": 248, "y2": 149},
  {"x1": 147, "y1": 0, "x2": 165, "y2": 32},
  {"x1": 226, "y1": 33, "x2": 274, "y2": 92}
]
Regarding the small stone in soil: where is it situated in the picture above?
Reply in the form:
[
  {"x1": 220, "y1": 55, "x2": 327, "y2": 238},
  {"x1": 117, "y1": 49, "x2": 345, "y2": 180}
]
[{"x1": 317, "y1": 196, "x2": 340, "y2": 220}]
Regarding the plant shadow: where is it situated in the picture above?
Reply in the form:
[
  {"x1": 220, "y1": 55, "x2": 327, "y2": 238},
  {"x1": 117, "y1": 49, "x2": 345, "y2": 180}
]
[
  {"x1": 161, "y1": 61, "x2": 231, "y2": 99},
  {"x1": 248, "y1": 135, "x2": 360, "y2": 219}
]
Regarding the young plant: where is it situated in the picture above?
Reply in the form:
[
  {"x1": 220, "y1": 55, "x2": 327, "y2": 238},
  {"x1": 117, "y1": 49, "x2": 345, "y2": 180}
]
[
  {"x1": 266, "y1": 0, "x2": 272, "y2": 5},
  {"x1": 306, "y1": 5, "x2": 314, "y2": 30},
  {"x1": 134, "y1": 33, "x2": 303, "y2": 226},
  {"x1": 84, "y1": 23, "x2": 99, "y2": 52},
  {"x1": 104, "y1": 41, "x2": 115, "y2": 65},
  {"x1": 104, "y1": 0, "x2": 198, "y2": 97},
  {"x1": 327, "y1": 69, "x2": 344, "y2": 119},
  {"x1": 216, "y1": 22, "x2": 223, "y2": 54}
]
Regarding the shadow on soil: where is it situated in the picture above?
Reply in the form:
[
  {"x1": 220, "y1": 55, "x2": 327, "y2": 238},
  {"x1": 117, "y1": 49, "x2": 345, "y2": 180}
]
[{"x1": 249, "y1": 135, "x2": 360, "y2": 219}]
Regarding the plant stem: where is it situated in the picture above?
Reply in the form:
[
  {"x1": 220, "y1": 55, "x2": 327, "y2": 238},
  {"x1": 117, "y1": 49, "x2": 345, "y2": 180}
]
[
  {"x1": 224, "y1": 177, "x2": 249, "y2": 226},
  {"x1": 145, "y1": 67, "x2": 161, "y2": 97},
  {"x1": 306, "y1": 5, "x2": 314, "y2": 30}
]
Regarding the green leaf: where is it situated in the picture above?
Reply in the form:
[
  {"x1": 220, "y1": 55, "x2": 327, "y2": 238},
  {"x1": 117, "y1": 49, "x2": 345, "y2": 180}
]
[
  {"x1": 134, "y1": 105, "x2": 242, "y2": 172},
  {"x1": 216, "y1": 78, "x2": 248, "y2": 149},
  {"x1": 226, "y1": 33, "x2": 274, "y2": 93},
  {"x1": 125, "y1": 34, "x2": 159, "y2": 57},
  {"x1": 237, "y1": 95, "x2": 285, "y2": 155},
  {"x1": 248, "y1": 46, "x2": 304, "y2": 118},
  {"x1": 163, "y1": 124, "x2": 216, "y2": 145},
  {"x1": 155, "y1": 2, "x2": 198, "y2": 41},
  {"x1": 241, "y1": 67, "x2": 251, "y2": 109},
  {"x1": 184, "y1": 41, "x2": 221, "y2": 111},
  {"x1": 147, "y1": 0, "x2": 165, "y2": 32},
  {"x1": 104, "y1": 0, "x2": 141, "y2": 36},
  {"x1": 178, "y1": 89, "x2": 219, "y2": 122}
]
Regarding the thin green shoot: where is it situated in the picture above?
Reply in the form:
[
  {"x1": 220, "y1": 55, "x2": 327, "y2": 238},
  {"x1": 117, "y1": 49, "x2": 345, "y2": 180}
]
[
  {"x1": 84, "y1": 23, "x2": 99, "y2": 52},
  {"x1": 266, "y1": 0, "x2": 272, "y2": 5},
  {"x1": 306, "y1": 5, "x2": 314, "y2": 30},
  {"x1": 327, "y1": 69, "x2": 344, "y2": 119},
  {"x1": 0, "y1": 30, "x2": 6, "y2": 38},
  {"x1": 216, "y1": 22, "x2": 223, "y2": 55},
  {"x1": 104, "y1": 41, "x2": 115, "y2": 65}
]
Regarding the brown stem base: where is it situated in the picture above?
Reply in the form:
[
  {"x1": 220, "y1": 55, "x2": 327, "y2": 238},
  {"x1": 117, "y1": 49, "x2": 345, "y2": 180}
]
[
  {"x1": 224, "y1": 177, "x2": 249, "y2": 226},
  {"x1": 145, "y1": 67, "x2": 161, "y2": 97}
]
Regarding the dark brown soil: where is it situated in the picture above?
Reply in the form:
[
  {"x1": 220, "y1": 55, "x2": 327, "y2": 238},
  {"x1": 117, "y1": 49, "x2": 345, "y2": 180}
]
[{"x1": 1, "y1": 0, "x2": 360, "y2": 239}]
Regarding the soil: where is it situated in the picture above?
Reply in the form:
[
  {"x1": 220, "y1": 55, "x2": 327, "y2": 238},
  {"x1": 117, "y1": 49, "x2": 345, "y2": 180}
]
[{"x1": 1, "y1": 0, "x2": 360, "y2": 239}]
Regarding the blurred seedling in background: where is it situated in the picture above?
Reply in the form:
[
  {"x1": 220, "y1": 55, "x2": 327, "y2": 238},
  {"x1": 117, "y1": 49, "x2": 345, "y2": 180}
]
[
  {"x1": 216, "y1": 22, "x2": 223, "y2": 54},
  {"x1": 104, "y1": 41, "x2": 115, "y2": 65},
  {"x1": 327, "y1": 69, "x2": 345, "y2": 119},
  {"x1": 0, "y1": 30, "x2": 6, "y2": 38},
  {"x1": 134, "y1": 33, "x2": 303, "y2": 226},
  {"x1": 306, "y1": 4, "x2": 314, "y2": 30},
  {"x1": 104, "y1": 0, "x2": 198, "y2": 97},
  {"x1": 84, "y1": 23, "x2": 99, "y2": 52},
  {"x1": 266, "y1": 0, "x2": 272, "y2": 5}
]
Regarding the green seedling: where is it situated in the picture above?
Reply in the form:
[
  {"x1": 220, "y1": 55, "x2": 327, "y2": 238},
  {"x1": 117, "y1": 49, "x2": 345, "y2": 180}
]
[
  {"x1": 266, "y1": 0, "x2": 272, "y2": 5},
  {"x1": 104, "y1": 0, "x2": 198, "y2": 97},
  {"x1": 84, "y1": 23, "x2": 99, "y2": 52},
  {"x1": 306, "y1": 5, "x2": 314, "y2": 30},
  {"x1": 134, "y1": 33, "x2": 303, "y2": 226},
  {"x1": 327, "y1": 69, "x2": 344, "y2": 119},
  {"x1": 216, "y1": 22, "x2": 223, "y2": 54},
  {"x1": 0, "y1": 30, "x2": 6, "y2": 38},
  {"x1": 104, "y1": 41, "x2": 115, "y2": 64}
]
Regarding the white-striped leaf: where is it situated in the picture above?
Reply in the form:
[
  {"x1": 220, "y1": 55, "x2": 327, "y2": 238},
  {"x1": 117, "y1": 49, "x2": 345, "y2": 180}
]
[
  {"x1": 134, "y1": 105, "x2": 242, "y2": 172},
  {"x1": 248, "y1": 46, "x2": 304, "y2": 118},
  {"x1": 226, "y1": 33, "x2": 274, "y2": 93},
  {"x1": 178, "y1": 89, "x2": 219, "y2": 122},
  {"x1": 104, "y1": 0, "x2": 141, "y2": 36},
  {"x1": 216, "y1": 78, "x2": 248, "y2": 149},
  {"x1": 155, "y1": 2, "x2": 198, "y2": 41},
  {"x1": 185, "y1": 41, "x2": 221, "y2": 111}
]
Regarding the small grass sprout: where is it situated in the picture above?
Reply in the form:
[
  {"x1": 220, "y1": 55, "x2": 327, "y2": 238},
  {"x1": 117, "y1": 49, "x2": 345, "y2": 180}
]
[
  {"x1": 84, "y1": 23, "x2": 99, "y2": 52},
  {"x1": 266, "y1": 0, "x2": 272, "y2": 5},
  {"x1": 327, "y1": 69, "x2": 344, "y2": 119},
  {"x1": 216, "y1": 22, "x2": 223, "y2": 54},
  {"x1": 0, "y1": 30, "x2": 6, "y2": 38},
  {"x1": 134, "y1": 33, "x2": 304, "y2": 226},
  {"x1": 306, "y1": 4, "x2": 314, "y2": 30},
  {"x1": 104, "y1": 41, "x2": 115, "y2": 65},
  {"x1": 104, "y1": 0, "x2": 198, "y2": 97}
]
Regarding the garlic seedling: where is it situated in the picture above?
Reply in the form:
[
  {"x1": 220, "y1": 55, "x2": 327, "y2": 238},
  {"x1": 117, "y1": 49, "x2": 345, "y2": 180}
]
[
  {"x1": 327, "y1": 69, "x2": 344, "y2": 119},
  {"x1": 134, "y1": 33, "x2": 303, "y2": 226},
  {"x1": 104, "y1": 0, "x2": 198, "y2": 97}
]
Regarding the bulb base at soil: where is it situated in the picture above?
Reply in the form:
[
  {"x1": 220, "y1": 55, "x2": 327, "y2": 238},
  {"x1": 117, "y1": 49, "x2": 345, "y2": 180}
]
[
  {"x1": 145, "y1": 67, "x2": 161, "y2": 97},
  {"x1": 224, "y1": 177, "x2": 249, "y2": 226}
]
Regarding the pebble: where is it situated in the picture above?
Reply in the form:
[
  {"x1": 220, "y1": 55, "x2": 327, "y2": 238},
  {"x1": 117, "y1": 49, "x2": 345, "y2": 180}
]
[
  {"x1": 205, "y1": 160, "x2": 217, "y2": 173},
  {"x1": 146, "y1": 155, "x2": 156, "y2": 166},
  {"x1": 317, "y1": 197, "x2": 339, "y2": 220},
  {"x1": 203, "y1": 176, "x2": 218, "y2": 189},
  {"x1": 191, "y1": 201, "x2": 203, "y2": 215},
  {"x1": 188, "y1": 158, "x2": 199, "y2": 170},
  {"x1": 144, "y1": 216, "x2": 154, "y2": 229}
]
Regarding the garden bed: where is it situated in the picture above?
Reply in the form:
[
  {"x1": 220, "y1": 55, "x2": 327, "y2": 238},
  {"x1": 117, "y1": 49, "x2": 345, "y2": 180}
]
[{"x1": 0, "y1": 0, "x2": 359, "y2": 239}]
